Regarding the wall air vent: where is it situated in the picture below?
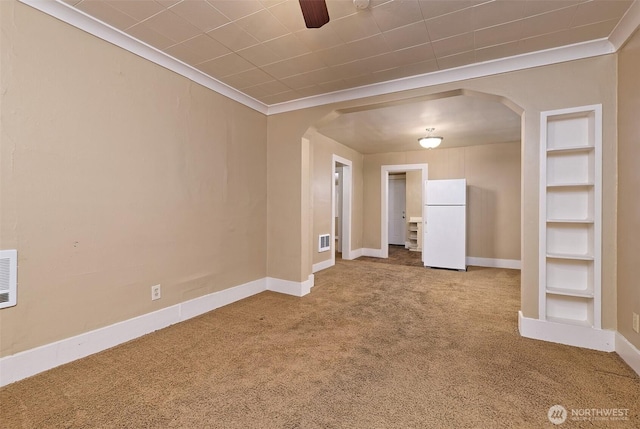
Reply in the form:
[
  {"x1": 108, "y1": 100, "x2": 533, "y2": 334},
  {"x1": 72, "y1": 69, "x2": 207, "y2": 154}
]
[
  {"x1": 318, "y1": 234, "x2": 331, "y2": 252},
  {"x1": 0, "y1": 250, "x2": 17, "y2": 309}
]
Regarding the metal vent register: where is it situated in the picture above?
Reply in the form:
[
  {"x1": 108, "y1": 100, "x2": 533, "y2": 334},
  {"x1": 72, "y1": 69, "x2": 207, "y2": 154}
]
[{"x1": 0, "y1": 250, "x2": 17, "y2": 309}]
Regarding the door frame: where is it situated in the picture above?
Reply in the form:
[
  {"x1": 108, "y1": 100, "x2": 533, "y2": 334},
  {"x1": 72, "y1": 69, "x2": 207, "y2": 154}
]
[
  {"x1": 332, "y1": 155, "x2": 353, "y2": 263},
  {"x1": 381, "y1": 164, "x2": 428, "y2": 259}
]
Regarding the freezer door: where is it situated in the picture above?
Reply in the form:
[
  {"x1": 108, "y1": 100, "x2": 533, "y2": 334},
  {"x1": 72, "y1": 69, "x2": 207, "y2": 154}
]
[
  {"x1": 426, "y1": 179, "x2": 466, "y2": 205},
  {"x1": 423, "y1": 205, "x2": 466, "y2": 270}
]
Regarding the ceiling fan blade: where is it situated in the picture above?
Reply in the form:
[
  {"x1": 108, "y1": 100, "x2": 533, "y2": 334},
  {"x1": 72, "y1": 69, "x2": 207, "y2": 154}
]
[{"x1": 299, "y1": 0, "x2": 330, "y2": 29}]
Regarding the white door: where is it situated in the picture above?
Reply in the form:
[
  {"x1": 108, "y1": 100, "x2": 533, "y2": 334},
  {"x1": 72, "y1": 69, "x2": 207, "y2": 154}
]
[{"x1": 388, "y1": 176, "x2": 406, "y2": 246}]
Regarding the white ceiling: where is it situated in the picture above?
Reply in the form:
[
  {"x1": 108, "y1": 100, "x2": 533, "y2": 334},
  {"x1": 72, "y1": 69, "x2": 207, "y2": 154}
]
[
  {"x1": 316, "y1": 93, "x2": 521, "y2": 153},
  {"x1": 28, "y1": 0, "x2": 639, "y2": 153}
]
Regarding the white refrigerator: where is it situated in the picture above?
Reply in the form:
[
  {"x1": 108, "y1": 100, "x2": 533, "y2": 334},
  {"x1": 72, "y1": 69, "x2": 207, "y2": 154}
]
[{"x1": 423, "y1": 179, "x2": 467, "y2": 271}]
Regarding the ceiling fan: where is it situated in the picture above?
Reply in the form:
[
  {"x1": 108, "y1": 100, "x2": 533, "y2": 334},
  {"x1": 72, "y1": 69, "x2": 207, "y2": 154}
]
[{"x1": 299, "y1": 0, "x2": 370, "y2": 29}]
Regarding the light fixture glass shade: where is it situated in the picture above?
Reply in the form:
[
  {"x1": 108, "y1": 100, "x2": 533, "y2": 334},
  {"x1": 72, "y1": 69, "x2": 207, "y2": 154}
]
[{"x1": 418, "y1": 136, "x2": 443, "y2": 149}]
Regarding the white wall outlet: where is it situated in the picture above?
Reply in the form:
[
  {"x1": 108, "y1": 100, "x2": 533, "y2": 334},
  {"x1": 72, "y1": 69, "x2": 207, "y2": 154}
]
[
  {"x1": 633, "y1": 312, "x2": 639, "y2": 334},
  {"x1": 151, "y1": 284, "x2": 161, "y2": 301}
]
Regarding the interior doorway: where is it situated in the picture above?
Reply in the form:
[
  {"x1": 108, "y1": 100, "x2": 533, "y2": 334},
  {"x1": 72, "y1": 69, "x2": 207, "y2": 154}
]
[
  {"x1": 381, "y1": 164, "x2": 428, "y2": 261},
  {"x1": 332, "y1": 155, "x2": 353, "y2": 265},
  {"x1": 388, "y1": 173, "x2": 406, "y2": 246}
]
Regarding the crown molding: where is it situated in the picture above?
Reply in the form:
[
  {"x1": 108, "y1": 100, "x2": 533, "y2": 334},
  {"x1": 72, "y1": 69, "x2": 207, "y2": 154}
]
[
  {"x1": 267, "y1": 38, "x2": 615, "y2": 114},
  {"x1": 20, "y1": 0, "x2": 636, "y2": 117},
  {"x1": 609, "y1": 0, "x2": 640, "y2": 50},
  {"x1": 19, "y1": 0, "x2": 269, "y2": 114}
]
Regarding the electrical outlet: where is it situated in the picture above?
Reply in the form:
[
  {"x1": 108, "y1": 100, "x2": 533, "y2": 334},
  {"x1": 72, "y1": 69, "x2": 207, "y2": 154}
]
[
  {"x1": 633, "y1": 312, "x2": 639, "y2": 334},
  {"x1": 151, "y1": 284, "x2": 161, "y2": 301}
]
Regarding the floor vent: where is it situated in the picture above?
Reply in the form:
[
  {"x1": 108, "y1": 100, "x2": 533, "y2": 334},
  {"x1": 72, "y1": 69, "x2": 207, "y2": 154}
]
[
  {"x1": 318, "y1": 234, "x2": 331, "y2": 252},
  {"x1": 0, "y1": 250, "x2": 17, "y2": 309}
]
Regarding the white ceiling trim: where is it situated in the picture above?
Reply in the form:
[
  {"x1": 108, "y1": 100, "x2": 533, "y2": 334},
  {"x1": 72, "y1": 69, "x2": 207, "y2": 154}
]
[
  {"x1": 267, "y1": 38, "x2": 614, "y2": 115},
  {"x1": 609, "y1": 0, "x2": 640, "y2": 50},
  {"x1": 19, "y1": 0, "x2": 269, "y2": 114},
  {"x1": 20, "y1": 0, "x2": 635, "y2": 117}
]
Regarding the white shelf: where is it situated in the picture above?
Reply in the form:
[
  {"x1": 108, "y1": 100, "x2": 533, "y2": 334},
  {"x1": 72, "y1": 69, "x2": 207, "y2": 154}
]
[
  {"x1": 546, "y1": 288, "x2": 594, "y2": 298},
  {"x1": 540, "y1": 105, "x2": 601, "y2": 330},
  {"x1": 407, "y1": 217, "x2": 422, "y2": 252},
  {"x1": 546, "y1": 252, "x2": 594, "y2": 261},
  {"x1": 547, "y1": 145, "x2": 594, "y2": 153}
]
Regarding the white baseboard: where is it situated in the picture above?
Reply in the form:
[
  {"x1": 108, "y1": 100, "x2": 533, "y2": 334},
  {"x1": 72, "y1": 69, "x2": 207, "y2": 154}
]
[
  {"x1": 0, "y1": 275, "x2": 316, "y2": 387},
  {"x1": 615, "y1": 332, "x2": 640, "y2": 377},
  {"x1": 361, "y1": 248, "x2": 384, "y2": 258},
  {"x1": 346, "y1": 248, "x2": 363, "y2": 259},
  {"x1": 312, "y1": 258, "x2": 334, "y2": 273},
  {"x1": 467, "y1": 257, "x2": 521, "y2": 269},
  {"x1": 266, "y1": 275, "x2": 313, "y2": 297},
  {"x1": 518, "y1": 311, "x2": 615, "y2": 352}
]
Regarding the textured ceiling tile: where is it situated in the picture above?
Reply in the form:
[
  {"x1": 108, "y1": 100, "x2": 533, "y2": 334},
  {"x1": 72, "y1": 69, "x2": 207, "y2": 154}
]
[
  {"x1": 196, "y1": 53, "x2": 255, "y2": 76},
  {"x1": 474, "y1": 41, "x2": 520, "y2": 63},
  {"x1": 237, "y1": 44, "x2": 281, "y2": 66},
  {"x1": 267, "y1": 0, "x2": 307, "y2": 32},
  {"x1": 105, "y1": 0, "x2": 164, "y2": 22},
  {"x1": 76, "y1": 1, "x2": 138, "y2": 30},
  {"x1": 294, "y1": 85, "x2": 326, "y2": 98},
  {"x1": 436, "y1": 50, "x2": 475, "y2": 70},
  {"x1": 519, "y1": 5, "x2": 578, "y2": 39},
  {"x1": 523, "y1": 0, "x2": 579, "y2": 18},
  {"x1": 398, "y1": 58, "x2": 439, "y2": 77},
  {"x1": 358, "y1": 51, "x2": 403, "y2": 73},
  {"x1": 371, "y1": 0, "x2": 425, "y2": 32},
  {"x1": 419, "y1": 0, "x2": 479, "y2": 20},
  {"x1": 474, "y1": 20, "x2": 522, "y2": 50},
  {"x1": 571, "y1": 0, "x2": 633, "y2": 28},
  {"x1": 431, "y1": 32, "x2": 474, "y2": 58},
  {"x1": 262, "y1": 58, "x2": 305, "y2": 79},
  {"x1": 236, "y1": 9, "x2": 290, "y2": 42},
  {"x1": 127, "y1": 22, "x2": 175, "y2": 49},
  {"x1": 207, "y1": 23, "x2": 260, "y2": 50},
  {"x1": 170, "y1": 0, "x2": 230, "y2": 32},
  {"x1": 317, "y1": 43, "x2": 361, "y2": 67},
  {"x1": 425, "y1": 6, "x2": 474, "y2": 41},
  {"x1": 143, "y1": 10, "x2": 202, "y2": 43},
  {"x1": 393, "y1": 43, "x2": 436, "y2": 66},
  {"x1": 155, "y1": 0, "x2": 180, "y2": 7},
  {"x1": 261, "y1": 90, "x2": 299, "y2": 104},
  {"x1": 326, "y1": 0, "x2": 361, "y2": 20},
  {"x1": 331, "y1": 10, "x2": 382, "y2": 43},
  {"x1": 263, "y1": 33, "x2": 311, "y2": 59},
  {"x1": 219, "y1": 67, "x2": 276, "y2": 89},
  {"x1": 209, "y1": 0, "x2": 266, "y2": 20},
  {"x1": 174, "y1": 34, "x2": 231, "y2": 62},
  {"x1": 382, "y1": 21, "x2": 430, "y2": 51},
  {"x1": 472, "y1": 0, "x2": 526, "y2": 30},
  {"x1": 295, "y1": 24, "x2": 344, "y2": 51}
]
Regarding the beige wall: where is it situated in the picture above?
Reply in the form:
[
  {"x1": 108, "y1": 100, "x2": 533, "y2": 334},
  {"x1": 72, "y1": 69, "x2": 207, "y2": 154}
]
[
  {"x1": 310, "y1": 131, "x2": 363, "y2": 266},
  {"x1": 266, "y1": 55, "x2": 618, "y2": 328},
  {"x1": 617, "y1": 29, "x2": 640, "y2": 349},
  {"x1": 0, "y1": 1, "x2": 267, "y2": 356},
  {"x1": 363, "y1": 142, "x2": 521, "y2": 260},
  {"x1": 405, "y1": 171, "x2": 422, "y2": 220}
]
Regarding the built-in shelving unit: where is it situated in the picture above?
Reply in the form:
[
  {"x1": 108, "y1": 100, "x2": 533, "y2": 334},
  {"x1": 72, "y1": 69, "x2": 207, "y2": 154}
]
[
  {"x1": 539, "y1": 105, "x2": 602, "y2": 329},
  {"x1": 407, "y1": 217, "x2": 422, "y2": 252}
]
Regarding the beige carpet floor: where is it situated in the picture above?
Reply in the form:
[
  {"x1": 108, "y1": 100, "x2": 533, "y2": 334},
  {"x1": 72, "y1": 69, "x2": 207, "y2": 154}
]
[{"x1": 1, "y1": 255, "x2": 638, "y2": 428}]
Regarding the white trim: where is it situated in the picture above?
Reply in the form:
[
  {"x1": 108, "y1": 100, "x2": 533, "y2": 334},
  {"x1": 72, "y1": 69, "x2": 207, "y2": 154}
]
[
  {"x1": 332, "y1": 156, "x2": 354, "y2": 261},
  {"x1": 518, "y1": 311, "x2": 615, "y2": 352},
  {"x1": 267, "y1": 39, "x2": 614, "y2": 115},
  {"x1": 350, "y1": 248, "x2": 364, "y2": 259},
  {"x1": 361, "y1": 248, "x2": 384, "y2": 258},
  {"x1": 266, "y1": 275, "x2": 313, "y2": 297},
  {"x1": 20, "y1": 0, "x2": 628, "y2": 116},
  {"x1": 466, "y1": 257, "x2": 521, "y2": 270},
  {"x1": 18, "y1": 0, "x2": 268, "y2": 114},
  {"x1": 615, "y1": 332, "x2": 640, "y2": 377},
  {"x1": 0, "y1": 277, "x2": 267, "y2": 387},
  {"x1": 609, "y1": 0, "x2": 640, "y2": 51},
  {"x1": 312, "y1": 258, "x2": 334, "y2": 273},
  {"x1": 381, "y1": 164, "x2": 428, "y2": 259}
]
